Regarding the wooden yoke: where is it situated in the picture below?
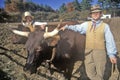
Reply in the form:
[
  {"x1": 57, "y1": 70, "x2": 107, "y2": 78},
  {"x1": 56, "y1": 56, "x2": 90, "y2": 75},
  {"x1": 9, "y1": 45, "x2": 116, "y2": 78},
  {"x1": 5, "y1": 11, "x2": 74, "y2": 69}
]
[{"x1": 28, "y1": 25, "x2": 35, "y2": 32}]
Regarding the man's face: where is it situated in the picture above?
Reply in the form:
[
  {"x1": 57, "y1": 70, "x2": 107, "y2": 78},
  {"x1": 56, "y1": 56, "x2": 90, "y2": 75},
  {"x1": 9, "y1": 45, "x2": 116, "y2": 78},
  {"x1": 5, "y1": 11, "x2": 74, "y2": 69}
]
[
  {"x1": 91, "y1": 12, "x2": 102, "y2": 21},
  {"x1": 25, "y1": 16, "x2": 33, "y2": 22}
]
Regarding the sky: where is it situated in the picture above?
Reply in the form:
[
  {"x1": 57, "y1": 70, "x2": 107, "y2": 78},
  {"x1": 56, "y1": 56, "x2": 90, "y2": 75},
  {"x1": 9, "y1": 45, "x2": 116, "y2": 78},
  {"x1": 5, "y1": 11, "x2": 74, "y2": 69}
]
[
  {"x1": 0, "y1": 0, "x2": 98, "y2": 10},
  {"x1": 31, "y1": 0, "x2": 83, "y2": 10}
]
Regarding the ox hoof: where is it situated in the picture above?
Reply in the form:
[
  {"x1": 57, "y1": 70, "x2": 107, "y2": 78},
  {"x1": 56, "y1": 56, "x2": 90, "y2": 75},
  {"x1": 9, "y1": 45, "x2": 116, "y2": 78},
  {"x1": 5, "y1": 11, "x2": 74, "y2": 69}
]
[
  {"x1": 23, "y1": 67, "x2": 37, "y2": 74},
  {"x1": 23, "y1": 64, "x2": 37, "y2": 74},
  {"x1": 23, "y1": 67, "x2": 28, "y2": 72},
  {"x1": 23, "y1": 64, "x2": 29, "y2": 71}
]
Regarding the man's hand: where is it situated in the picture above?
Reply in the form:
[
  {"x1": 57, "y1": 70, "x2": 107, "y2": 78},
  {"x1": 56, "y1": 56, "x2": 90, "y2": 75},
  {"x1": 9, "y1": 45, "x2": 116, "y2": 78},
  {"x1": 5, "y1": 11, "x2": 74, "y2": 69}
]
[
  {"x1": 59, "y1": 24, "x2": 68, "y2": 31},
  {"x1": 40, "y1": 24, "x2": 46, "y2": 30},
  {"x1": 110, "y1": 57, "x2": 117, "y2": 64}
]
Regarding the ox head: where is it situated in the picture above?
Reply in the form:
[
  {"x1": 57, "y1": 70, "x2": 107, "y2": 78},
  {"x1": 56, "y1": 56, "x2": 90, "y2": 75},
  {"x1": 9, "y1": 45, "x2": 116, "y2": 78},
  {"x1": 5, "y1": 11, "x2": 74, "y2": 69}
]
[{"x1": 20, "y1": 28, "x2": 60, "y2": 74}]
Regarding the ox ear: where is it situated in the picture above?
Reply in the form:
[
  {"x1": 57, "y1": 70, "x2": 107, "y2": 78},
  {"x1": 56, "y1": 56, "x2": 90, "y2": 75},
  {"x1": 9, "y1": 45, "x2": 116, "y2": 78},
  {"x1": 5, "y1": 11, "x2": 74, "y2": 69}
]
[{"x1": 46, "y1": 35, "x2": 60, "y2": 47}]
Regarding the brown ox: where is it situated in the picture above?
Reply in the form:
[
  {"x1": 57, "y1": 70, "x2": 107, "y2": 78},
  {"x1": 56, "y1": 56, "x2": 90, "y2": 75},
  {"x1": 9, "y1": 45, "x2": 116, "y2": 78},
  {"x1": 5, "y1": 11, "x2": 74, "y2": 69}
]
[
  {"x1": 12, "y1": 21, "x2": 85, "y2": 79},
  {"x1": 24, "y1": 29, "x2": 85, "y2": 79}
]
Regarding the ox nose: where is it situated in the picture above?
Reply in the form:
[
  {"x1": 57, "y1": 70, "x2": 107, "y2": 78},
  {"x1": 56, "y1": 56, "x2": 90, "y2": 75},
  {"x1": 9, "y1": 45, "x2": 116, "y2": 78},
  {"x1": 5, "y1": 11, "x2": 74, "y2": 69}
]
[{"x1": 36, "y1": 46, "x2": 42, "y2": 52}]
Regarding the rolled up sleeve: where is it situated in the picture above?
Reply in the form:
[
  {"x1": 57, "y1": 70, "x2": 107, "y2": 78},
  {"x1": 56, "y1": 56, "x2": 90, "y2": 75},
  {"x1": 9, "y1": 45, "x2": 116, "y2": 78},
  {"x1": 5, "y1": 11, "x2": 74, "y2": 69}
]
[
  {"x1": 105, "y1": 24, "x2": 117, "y2": 58},
  {"x1": 65, "y1": 22, "x2": 88, "y2": 34}
]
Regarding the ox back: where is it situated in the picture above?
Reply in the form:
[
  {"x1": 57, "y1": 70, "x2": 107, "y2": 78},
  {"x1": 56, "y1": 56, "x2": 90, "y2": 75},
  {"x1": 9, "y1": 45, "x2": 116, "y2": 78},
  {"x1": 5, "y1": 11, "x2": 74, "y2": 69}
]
[
  {"x1": 56, "y1": 29, "x2": 85, "y2": 61},
  {"x1": 52, "y1": 29, "x2": 85, "y2": 79}
]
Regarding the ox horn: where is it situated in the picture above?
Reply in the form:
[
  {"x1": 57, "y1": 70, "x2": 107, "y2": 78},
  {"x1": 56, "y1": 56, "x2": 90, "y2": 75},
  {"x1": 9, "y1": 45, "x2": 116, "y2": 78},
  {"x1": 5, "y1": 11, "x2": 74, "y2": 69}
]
[
  {"x1": 43, "y1": 19, "x2": 62, "y2": 38},
  {"x1": 43, "y1": 28, "x2": 59, "y2": 38},
  {"x1": 12, "y1": 29, "x2": 30, "y2": 37},
  {"x1": 56, "y1": 19, "x2": 62, "y2": 29}
]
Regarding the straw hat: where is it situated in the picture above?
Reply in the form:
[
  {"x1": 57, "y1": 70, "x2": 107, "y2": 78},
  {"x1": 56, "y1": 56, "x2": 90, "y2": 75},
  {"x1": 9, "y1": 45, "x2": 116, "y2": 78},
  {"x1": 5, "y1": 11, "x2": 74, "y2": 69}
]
[
  {"x1": 90, "y1": 4, "x2": 102, "y2": 13},
  {"x1": 22, "y1": 11, "x2": 34, "y2": 20}
]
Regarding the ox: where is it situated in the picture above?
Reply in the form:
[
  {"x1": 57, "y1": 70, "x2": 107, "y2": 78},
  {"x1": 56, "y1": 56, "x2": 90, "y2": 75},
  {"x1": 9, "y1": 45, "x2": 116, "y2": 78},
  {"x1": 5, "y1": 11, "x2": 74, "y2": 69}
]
[
  {"x1": 20, "y1": 29, "x2": 85, "y2": 79},
  {"x1": 12, "y1": 21, "x2": 85, "y2": 79}
]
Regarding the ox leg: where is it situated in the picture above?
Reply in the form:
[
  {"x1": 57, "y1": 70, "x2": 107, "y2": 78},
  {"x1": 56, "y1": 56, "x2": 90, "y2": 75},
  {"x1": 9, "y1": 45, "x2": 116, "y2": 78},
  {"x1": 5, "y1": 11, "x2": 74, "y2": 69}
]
[
  {"x1": 63, "y1": 61, "x2": 74, "y2": 80},
  {"x1": 23, "y1": 63, "x2": 29, "y2": 72},
  {"x1": 23, "y1": 54, "x2": 31, "y2": 72},
  {"x1": 23, "y1": 53, "x2": 38, "y2": 74},
  {"x1": 24, "y1": 63, "x2": 37, "y2": 74},
  {"x1": 45, "y1": 61, "x2": 55, "y2": 76},
  {"x1": 23, "y1": 59, "x2": 38, "y2": 74}
]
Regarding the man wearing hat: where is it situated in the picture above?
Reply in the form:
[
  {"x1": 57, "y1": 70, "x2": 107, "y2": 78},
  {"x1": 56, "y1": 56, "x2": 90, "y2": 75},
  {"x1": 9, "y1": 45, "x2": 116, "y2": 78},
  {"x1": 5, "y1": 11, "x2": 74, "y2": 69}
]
[
  {"x1": 22, "y1": 11, "x2": 47, "y2": 32},
  {"x1": 61, "y1": 4, "x2": 117, "y2": 80}
]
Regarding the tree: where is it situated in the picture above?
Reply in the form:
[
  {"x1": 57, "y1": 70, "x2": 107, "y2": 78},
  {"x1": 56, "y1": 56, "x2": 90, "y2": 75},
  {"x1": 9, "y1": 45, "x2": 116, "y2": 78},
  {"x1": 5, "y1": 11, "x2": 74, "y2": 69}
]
[
  {"x1": 73, "y1": 0, "x2": 81, "y2": 11},
  {"x1": 43, "y1": 5, "x2": 54, "y2": 12},
  {"x1": 66, "y1": 2, "x2": 75, "y2": 12},
  {"x1": 80, "y1": 0, "x2": 92, "y2": 10},
  {"x1": 98, "y1": 0, "x2": 104, "y2": 8},
  {"x1": 98, "y1": 0, "x2": 112, "y2": 9},
  {"x1": 111, "y1": 0, "x2": 120, "y2": 3},
  {"x1": 59, "y1": 3, "x2": 66, "y2": 13},
  {"x1": 5, "y1": 0, "x2": 19, "y2": 12},
  {"x1": 5, "y1": 0, "x2": 11, "y2": 4},
  {"x1": 98, "y1": 0, "x2": 120, "y2": 17}
]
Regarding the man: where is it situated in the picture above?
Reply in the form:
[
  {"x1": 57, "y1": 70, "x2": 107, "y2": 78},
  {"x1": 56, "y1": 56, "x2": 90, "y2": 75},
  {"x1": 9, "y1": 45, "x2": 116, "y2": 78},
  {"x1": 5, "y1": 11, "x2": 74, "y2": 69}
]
[
  {"x1": 61, "y1": 4, "x2": 117, "y2": 80},
  {"x1": 22, "y1": 11, "x2": 47, "y2": 31}
]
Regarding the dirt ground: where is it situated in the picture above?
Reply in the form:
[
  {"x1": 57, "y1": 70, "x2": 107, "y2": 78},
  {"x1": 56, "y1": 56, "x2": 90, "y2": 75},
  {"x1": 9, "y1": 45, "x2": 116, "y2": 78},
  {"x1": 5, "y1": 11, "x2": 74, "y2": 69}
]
[{"x1": 0, "y1": 17, "x2": 120, "y2": 80}]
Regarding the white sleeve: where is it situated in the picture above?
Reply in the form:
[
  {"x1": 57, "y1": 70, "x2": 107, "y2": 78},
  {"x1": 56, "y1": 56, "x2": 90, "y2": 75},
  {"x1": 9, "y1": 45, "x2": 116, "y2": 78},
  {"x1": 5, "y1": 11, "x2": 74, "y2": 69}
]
[{"x1": 34, "y1": 22, "x2": 47, "y2": 26}]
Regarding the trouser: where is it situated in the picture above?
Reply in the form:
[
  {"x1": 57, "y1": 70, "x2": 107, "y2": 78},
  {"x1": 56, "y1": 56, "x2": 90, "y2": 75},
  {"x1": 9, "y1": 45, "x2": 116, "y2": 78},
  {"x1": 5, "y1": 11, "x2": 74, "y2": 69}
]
[{"x1": 84, "y1": 49, "x2": 107, "y2": 80}]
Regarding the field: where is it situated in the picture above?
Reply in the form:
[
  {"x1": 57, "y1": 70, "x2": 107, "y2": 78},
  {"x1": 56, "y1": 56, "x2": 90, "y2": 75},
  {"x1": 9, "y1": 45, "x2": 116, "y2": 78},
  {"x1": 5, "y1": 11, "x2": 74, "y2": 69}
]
[{"x1": 0, "y1": 17, "x2": 120, "y2": 80}]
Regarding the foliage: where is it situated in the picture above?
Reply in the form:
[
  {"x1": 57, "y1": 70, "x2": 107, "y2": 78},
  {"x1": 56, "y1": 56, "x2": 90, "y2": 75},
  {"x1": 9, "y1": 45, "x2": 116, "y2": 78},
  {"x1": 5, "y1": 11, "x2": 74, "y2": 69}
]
[
  {"x1": 80, "y1": 0, "x2": 92, "y2": 10},
  {"x1": 4, "y1": 0, "x2": 54, "y2": 12},
  {"x1": 59, "y1": 3, "x2": 66, "y2": 13},
  {"x1": 98, "y1": 0, "x2": 120, "y2": 9},
  {"x1": 46, "y1": 12, "x2": 59, "y2": 21},
  {"x1": 111, "y1": 0, "x2": 120, "y2": 3},
  {"x1": 0, "y1": 11, "x2": 10, "y2": 22},
  {"x1": 73, "y1": 0, "x2": 81, "y2": 11},
  {"x1": 66, "y1": 2, "x2": 75, "y2": 12},
  {"x1": 59, "y1": 0, "x2": 81, "y2": 13},
  {"x1": 59, "y1": 10, "x2": 81, "y2": 21},
  {"x1": 98, "y1": 0, "x2": 120, "y2": 17},
  {"x1": 4, "y1": 0, "x2": 11, "y2": 4},
  {"x1": 79, "y1": 10, "x2": 90, "y2": 20},
  {"x1": 31, "y1": 11, "x2": 59, "y2": 22}
]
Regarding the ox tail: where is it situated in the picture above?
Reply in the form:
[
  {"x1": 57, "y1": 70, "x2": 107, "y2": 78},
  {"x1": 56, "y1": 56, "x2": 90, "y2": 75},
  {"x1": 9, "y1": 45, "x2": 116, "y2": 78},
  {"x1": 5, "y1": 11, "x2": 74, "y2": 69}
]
[{"x1": 12, "y1": 29, "x2": 29, "y2": 37}]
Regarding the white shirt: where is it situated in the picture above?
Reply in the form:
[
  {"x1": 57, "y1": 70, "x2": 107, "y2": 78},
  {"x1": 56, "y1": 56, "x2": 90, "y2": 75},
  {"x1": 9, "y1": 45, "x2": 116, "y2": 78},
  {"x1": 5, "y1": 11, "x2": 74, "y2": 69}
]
[{"x1": 22, "y1": 21, "x2": 47, "y2": 27}]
